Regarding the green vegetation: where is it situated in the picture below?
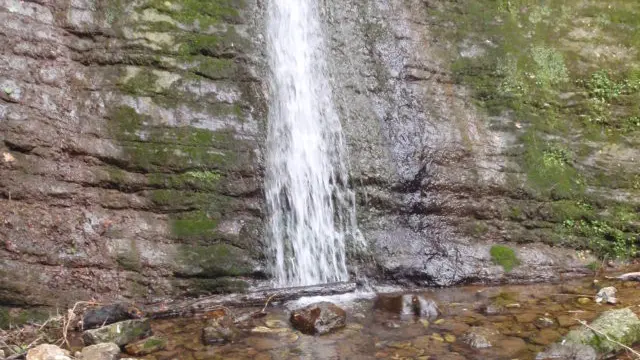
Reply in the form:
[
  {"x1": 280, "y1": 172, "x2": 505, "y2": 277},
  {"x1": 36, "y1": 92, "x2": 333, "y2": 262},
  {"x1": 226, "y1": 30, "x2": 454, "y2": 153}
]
[
  {"x1": 435, "y1": 0, "x2": 640, "y2": 260},
  {"x1": 490, "y1": 245, "x2": 521, "y2": 272},
  {"x1": 140, "y1": 0, "x2": 242, "y2": 29}
]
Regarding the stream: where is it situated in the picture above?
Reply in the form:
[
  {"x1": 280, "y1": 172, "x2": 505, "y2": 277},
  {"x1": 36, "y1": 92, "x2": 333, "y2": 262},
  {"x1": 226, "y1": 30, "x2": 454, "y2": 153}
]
[{"x1": 116, "y1": 274, "x2": 640, "y2": 360}]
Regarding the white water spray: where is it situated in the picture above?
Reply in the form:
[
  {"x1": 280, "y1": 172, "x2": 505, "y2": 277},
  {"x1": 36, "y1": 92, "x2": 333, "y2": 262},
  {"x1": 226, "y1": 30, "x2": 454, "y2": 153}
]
[{"x1": 265, "y1": 0, "x2": 361, "y2": 287}]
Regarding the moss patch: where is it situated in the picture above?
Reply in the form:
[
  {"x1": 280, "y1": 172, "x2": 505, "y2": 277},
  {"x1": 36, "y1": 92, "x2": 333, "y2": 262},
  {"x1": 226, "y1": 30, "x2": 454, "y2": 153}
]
[{"x1": 490, "y1": 245, "x2": 521, "y2": 272}]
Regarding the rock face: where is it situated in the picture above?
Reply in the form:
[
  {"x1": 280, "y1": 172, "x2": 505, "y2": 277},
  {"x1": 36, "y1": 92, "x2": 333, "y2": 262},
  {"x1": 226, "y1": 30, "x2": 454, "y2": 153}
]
[
  {"x1": 79, "y1": 343, "x2": 120, "y2": 360},
  {"x1": 26, "y1": 344, "x2": 71, "y2": 360},
  {"x1": 83, "y1": 319, "x2": 152, "y2": 346},
  {"x1": 290, "y1": 302, "x2": 347, "y2": 335},
  {"x1": 1, "y1": 0, "x2": 640, "y2": 308},
  {"x1": 0, "y1": 0, "x2": 266, "y2": 308}
]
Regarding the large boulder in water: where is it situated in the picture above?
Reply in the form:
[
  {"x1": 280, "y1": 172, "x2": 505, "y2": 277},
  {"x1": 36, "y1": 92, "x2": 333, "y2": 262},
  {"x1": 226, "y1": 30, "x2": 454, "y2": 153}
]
[
  {"x1": 537, "y1": 308, "x2": 640, "y2": 359},
  {"x1": 564, "y1": 308, "x2": 640, "y2": 354},
  {"x1": 79, "y1": 343, "x2": 120, "y2": 360},
  {"x1": 290, "y1": 302, "x2": 346, "y2": 335}
]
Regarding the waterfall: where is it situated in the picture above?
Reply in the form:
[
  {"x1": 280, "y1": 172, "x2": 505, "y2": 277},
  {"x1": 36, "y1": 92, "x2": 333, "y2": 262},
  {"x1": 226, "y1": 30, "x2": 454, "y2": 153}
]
[{"x1": 265, "y1": 0, "x2": 361, "y2": 287}]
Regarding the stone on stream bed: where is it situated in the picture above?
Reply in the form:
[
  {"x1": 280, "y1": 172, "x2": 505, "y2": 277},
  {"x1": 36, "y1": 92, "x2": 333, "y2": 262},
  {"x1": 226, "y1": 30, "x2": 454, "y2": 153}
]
[
  {"x1": 26, "y1": 344, "x2": 71, "y2": 360},
  {"x1": 595, "y1": 286, "x2": 617, "y2": 304},
  {"x1": 535, "y1": 343, "x2": 597, "y2": 360},
  {"x1": 374, "y1": 294, "x2": 439, "y2": 319},
  {"x1": 124, "y1": 336, "x2": 167, "y2": 356},
  {"x1": 83, "y1": 319, "x2": 152, "y2": 346},
  {"x1": 462, "y1": 326, "x2": 500, "y2": 348},
  {"x1": 202, "y1": 315, "x2": 239, "y2": 344},
  {"x1": 290, "y1": 302, "x2": 346, "y2": 335},
  {"x1": 79, "y1": 343, "x2": 120, "y2": 360}
]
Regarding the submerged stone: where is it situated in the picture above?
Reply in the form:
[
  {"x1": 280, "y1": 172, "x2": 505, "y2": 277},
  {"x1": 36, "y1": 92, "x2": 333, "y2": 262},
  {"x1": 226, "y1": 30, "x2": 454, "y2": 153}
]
[
  {"x1": 462, "y1": 326, "x2": 500, "y2": 348},
  {"x1": 535, "y1": 343, "x2": 597, "y2": 360},
  {"x1": 374, "y1": 294, "x2": 439, "y2": 320},
  {"x1": 202, "y1": 317, "x2": 238, "y2": 345},
  {"x1": 290, "y1": 302, "x2": 346, "y2": 335},
  {"x1": 595, "y1": 286, "x2": 617, "y2": 304}
]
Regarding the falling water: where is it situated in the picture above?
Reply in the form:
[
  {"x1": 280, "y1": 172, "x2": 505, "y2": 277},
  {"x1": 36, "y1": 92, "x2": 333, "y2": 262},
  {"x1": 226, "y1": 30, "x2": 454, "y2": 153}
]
[{"x1": 265, "y1": 0, "x2": 361, "y2": 287}]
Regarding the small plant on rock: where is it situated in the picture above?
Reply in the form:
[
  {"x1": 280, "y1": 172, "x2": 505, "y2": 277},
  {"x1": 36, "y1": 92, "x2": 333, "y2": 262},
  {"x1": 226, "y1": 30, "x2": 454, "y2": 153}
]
[{"x1": 490, "y1": 245, "x2": 521, "y2": 272}]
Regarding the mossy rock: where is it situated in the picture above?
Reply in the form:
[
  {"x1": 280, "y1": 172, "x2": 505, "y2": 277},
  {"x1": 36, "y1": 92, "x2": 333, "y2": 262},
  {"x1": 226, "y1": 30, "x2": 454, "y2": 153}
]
[
  {"x1": 564, "y1": 308, "x2": 640, "y2": 354},
  {"x1": 82, "y1": 318, "x2": 152, "y2": 346},
  {"x1": 490, "y1": 245, "x2": 521, "y2": 272},
  {"x1": 176, "y1": 243, "x2": 254, "y2": 277}
]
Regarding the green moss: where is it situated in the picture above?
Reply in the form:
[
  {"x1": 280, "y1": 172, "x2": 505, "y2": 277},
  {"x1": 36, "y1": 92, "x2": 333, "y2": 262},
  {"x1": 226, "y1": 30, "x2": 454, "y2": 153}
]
[
  {"x1": 171, "y1": 211, "x2": 220, "y2": 240},
  {"x1": 523, "y1": 134, "x2": 584, "y2": 199},
  {"x1": 0, "y1": 307, "x2": 51, "y2": 329},
  {"x1": 118, "y1": 69, "x2": 160, "y2": 96},
  {"x1": 192, "y1": 57, "x2": 237, "y2": 80},
  {"x1": 490, "y1": 245, "x2": 521, "y2": 272},
  {"x1": 143, "y1": 337, "x2": 166, "y2": 349},
  {"x1": 139, "y1": 0, "x2": 243, "y2": 29},
  {"x1": 177, "y1": 243, "x2": 253, "y2": 277},
  {"x1": 150, "y1": 170, "x2": 221, "y2": 191}
]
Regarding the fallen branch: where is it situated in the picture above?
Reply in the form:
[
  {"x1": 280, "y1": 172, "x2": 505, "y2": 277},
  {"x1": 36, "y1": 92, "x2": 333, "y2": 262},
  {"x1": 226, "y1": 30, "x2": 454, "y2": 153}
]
[
  {"x1": 575, "y1": 319, "x2": 640, "y2": 359},
  {"x1": 605, "y1": 272, "x2": 640, "y2": 282}
]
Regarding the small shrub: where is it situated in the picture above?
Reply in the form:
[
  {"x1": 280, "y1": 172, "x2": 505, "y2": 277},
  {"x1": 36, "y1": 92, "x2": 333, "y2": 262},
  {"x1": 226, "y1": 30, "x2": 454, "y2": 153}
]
[{"x1": 490, "y1": 245, "x2": 521, "y2": 272}]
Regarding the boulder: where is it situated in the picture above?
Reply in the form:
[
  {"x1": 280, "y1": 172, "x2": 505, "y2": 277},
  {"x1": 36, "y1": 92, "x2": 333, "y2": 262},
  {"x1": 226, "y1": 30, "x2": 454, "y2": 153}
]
[
  {"x1": 535, "y1": 343, "x2": 597, "y2": 360},
  {"x1": 124, "y1": 336, "x2": 167, "y2": 356},
  {"x1": 82, "y1": 303, "x2": 144, "y2": 330},
  {"x1": 595, "y1": 287, "x2": 617, "y2": 304},
  {"x1": 26, "y1": 344, "x2": 71, "y2": 360},
  {"x1": 564, "y1": 308, "x2": 640, "y2": 354},
  {"x1": 290, "y1": 302, "x2": 346, "y2": 335},
  {"x1": 83, "y1": 319, "x2": 152, "y2": 346},
  {"x1": 79, "y1": 343, "x2": 120, "y2": 360}
]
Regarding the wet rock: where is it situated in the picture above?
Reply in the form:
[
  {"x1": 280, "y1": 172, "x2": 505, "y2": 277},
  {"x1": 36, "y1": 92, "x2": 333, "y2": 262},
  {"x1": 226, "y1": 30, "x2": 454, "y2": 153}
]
[
  {"x1": 374, "y1": 294, "x2": 439, "y2": 319},
  {"x1": 530, "y1": 328, "x2": 562, "y2": 346},
  {"x1": 202, "y1": 316, "x2": 238, "y2": 344},
  {"x1": 535, "y1": 317, "x2": 556, "y2": 329},
  {"x1": 83, "y1": 319, "x2": 152, "y2": 346},
  {"x1": 82, "y1": 303, "x2": 144, "y2": 330},
  {"x1": 290, "y1": 302, "x2": 346, "y2": 335},
  {"x1": 557, "y1": 315, "x2": 575, "y2": 328},
  {"x1": 79, "y1": 343, "x2": 120, "y2": 360},
  {"x1": 26, "y1": 344, "x2": 71, "y2": 360},
  {"x1": 495, "y1": 337, "x2": 527, "y2": 357},
  {"x1": 564, "y1": 308, "x2": 640, "y2": 354},
  {"x1": 535, "y1": 343, "x2": 597, "y2": 360},
  {"x1": 462, "y1": 327, "x2": 500, "y2": 348},
  {"x1": 124, "y1": 336, "x2": 167, "y2": 356},
  {"x1": 595, "y1": 286, "x2": 617, "y2": 304},
  {"x1": 514, "y1": 312, "x2": 538, "y2": 323},
  {"x1": 577, "y1": 297, "x2": 590, "y2": 305}
]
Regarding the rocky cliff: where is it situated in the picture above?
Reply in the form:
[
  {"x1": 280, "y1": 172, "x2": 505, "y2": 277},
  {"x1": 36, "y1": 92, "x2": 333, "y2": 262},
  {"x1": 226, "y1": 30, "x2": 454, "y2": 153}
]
[
  {"x1": 1, "y1": 0, "x2": 639, "y2": 315},
  {"x1": 0, "y1": 0, "x2": 267, "y2": 310}
]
